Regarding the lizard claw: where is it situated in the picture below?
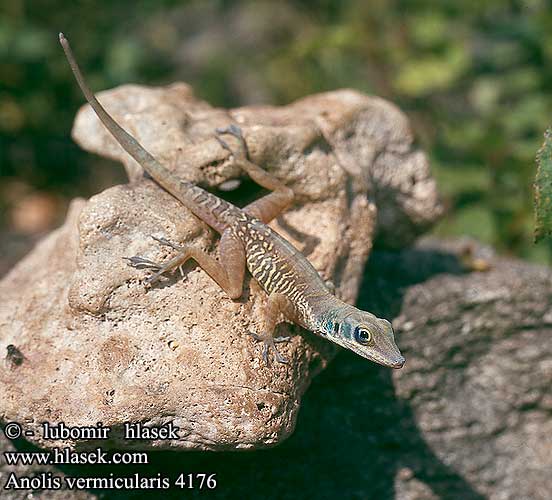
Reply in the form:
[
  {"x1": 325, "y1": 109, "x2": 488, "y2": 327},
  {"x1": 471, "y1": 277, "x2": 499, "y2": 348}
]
[
  {"x1": 214, "y1": 134, "x2": 231, "y2": 153},
  {"x1": 126, "y1": 236, "x2": 189, "y2": 287},
  {"x1": 215, "y1": 124, "x2": 244, "y2": 140},
  {"x1": 215, "y1": 124, "x2": 249, "y2": 159},
  {"x1": 248, "y1": 332, "x2": 289, "y2": 365},
  {"x1": 123, "y1": 255, "x2": 168, "y2": 287},
  {"x1": 123, "y1": 256, "x2": 161, "y2": 270},
  {"x1": 150, "y1": 235, "x2": 184, "y2": 251}
]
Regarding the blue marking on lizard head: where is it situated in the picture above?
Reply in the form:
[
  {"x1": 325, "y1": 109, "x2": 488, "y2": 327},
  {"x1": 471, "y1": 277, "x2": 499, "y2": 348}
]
[{"x1": 322, "y1": 306, "x2": 405, "y2": 369}]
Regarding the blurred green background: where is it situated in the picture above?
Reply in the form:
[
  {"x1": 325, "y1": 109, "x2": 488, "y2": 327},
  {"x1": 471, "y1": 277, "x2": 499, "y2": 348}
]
[{"x1": 2, "y1": 0, "x2": 552, "y2": 274}]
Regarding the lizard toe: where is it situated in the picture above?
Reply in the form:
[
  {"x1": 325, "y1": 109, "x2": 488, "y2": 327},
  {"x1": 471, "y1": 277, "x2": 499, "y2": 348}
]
[
  {"x1": 123, "y1": 256, "x2": 161, "y2": 270},
  {"x1": 249, "y1": 332, "x2": 289, "y2": 365}
]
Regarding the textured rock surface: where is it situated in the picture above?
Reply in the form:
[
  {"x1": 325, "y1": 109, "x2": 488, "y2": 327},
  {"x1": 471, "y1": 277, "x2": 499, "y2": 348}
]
[
  {"x1": 363, "y1": 239, "x2": 552, "y2": 500},
  {"x1": 1, "y1": 239, "x2": 549, "y2": 499},
  {"x1": 0, "y1": 86, "x2": 441, "y2": 452}
]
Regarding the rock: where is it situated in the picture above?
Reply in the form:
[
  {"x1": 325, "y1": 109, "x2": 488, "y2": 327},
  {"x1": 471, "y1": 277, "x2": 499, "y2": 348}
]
[
  {"x1": 0, "y1": 86, "x2": 441, "y2": 452},
  {"x1": 360, "y1": 238, "x2": 552, "y2": 500},
  {"x1": 1, "y1": 239, "x2": 549, "y2": 500}
]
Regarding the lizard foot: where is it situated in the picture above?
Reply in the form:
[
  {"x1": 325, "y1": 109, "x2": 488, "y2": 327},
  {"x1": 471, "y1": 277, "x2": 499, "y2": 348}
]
[
  {"x1": 123, "y1": 255, "x2": 167, "y2": 286},
  {"x1": 248, "y1": 332, "x2": 290, "y2": 365},
  {"x1": 124, "y1": 236, "x2": 186, "y2": 286},
  {"x1": 215, "y1": 124, "x2": 248, "y2": 161}
]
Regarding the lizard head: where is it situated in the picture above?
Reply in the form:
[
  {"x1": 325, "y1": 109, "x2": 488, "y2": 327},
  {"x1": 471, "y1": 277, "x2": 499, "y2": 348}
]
[{"x1": 323, "y1": 307, "x2": 405, "y2": 369}]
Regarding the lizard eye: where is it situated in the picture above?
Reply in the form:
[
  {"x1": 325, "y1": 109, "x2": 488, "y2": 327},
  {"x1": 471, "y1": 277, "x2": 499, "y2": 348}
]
[
  {"x1": 333, "y1": 322, "x2": 340, "y2": 335},
  {"x1": 354, "y1": 326, "x2": 372, "y2": 345}
]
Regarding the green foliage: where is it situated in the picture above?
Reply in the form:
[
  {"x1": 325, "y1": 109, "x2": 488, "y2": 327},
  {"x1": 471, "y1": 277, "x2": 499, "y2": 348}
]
[
  {"x1": 1, "y1": 0, "x2": 551, "y2": 262},
  {"x1": 534, "y1": 129, "x2": 552, "y2": 242}
]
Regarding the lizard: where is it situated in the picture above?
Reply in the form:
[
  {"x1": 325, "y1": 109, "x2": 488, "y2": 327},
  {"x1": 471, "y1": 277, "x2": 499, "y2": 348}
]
[{"x1": 59, "y1": 33, "x2": 405, "y2": 369}]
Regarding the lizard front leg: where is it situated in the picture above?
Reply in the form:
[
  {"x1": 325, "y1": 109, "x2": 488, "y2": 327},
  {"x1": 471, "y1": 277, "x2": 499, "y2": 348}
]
[
  {"x1": 127, "y1": 230, "x2": 246, "y2": 299},
  {"x1": 250, "y1": 292, "x2": 295, "y2": 364}
]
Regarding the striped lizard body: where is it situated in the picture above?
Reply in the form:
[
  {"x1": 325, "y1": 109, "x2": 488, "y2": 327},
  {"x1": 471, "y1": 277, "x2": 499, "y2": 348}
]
[{"x1": 60, "y1": 33, "x2": 404, "y2": 368}]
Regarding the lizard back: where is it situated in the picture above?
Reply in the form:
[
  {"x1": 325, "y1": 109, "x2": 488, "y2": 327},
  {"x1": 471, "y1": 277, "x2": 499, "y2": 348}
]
[{"x1": 232, "y1": 215, "x2": 331, "y2": 329}]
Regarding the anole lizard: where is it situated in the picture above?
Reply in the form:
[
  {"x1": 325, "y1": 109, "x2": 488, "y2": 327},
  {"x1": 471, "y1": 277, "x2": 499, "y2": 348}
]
[{"x1": 59, "y1": 33, "x2": 405, "y2": 368}]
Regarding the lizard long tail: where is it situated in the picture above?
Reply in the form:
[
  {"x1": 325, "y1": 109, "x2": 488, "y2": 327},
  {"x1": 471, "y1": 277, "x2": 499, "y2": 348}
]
[{"x1": 59, "y1": 32, "x2": 182, "y2": 196}]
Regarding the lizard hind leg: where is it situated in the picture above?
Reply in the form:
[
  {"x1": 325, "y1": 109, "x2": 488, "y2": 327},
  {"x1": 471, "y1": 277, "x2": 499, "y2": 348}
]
[{"x1": 215, "y1": 125, "x2": 294, "y2": 224}]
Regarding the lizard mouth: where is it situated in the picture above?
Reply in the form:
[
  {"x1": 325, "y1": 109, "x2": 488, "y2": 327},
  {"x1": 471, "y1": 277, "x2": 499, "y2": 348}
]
[
  {"x1": 329, "y1": 335, "x2": 405, "y2": 369},
  {"x1": 360, "y1": 348, "x2": 405, "y2": 369},
  {"x1": 387, "y1": 356, "x2": 406, "y2": 369}
]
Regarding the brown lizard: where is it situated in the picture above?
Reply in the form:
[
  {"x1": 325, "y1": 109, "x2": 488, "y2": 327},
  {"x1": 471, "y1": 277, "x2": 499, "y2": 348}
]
[{"x1": 59, "y1": 33, "x2": 405, "y2": 368}]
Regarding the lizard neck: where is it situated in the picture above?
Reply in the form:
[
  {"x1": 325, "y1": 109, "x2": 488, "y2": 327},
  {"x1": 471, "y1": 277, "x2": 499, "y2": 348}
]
[{"x1": 303, "y1": 292, "x2": 352, "y2": 335}]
